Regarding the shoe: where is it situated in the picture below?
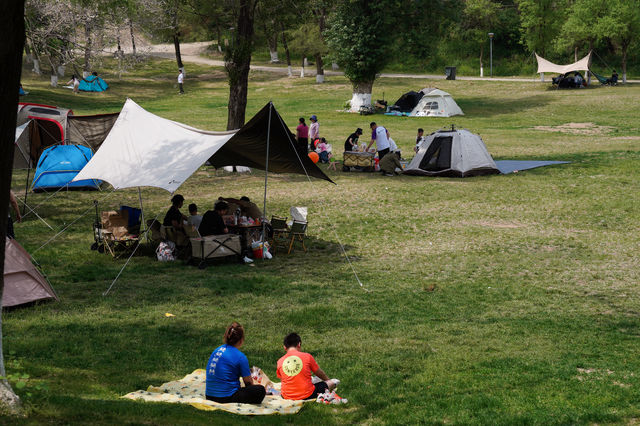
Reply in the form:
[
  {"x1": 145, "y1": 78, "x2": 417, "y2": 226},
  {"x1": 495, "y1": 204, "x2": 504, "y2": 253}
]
[
  {"x1": 243, "y1": 256, "x2": 253, "y2": 263},
  {"x1": 384, "y1": 172, "x2": 394, "y2": 177}
]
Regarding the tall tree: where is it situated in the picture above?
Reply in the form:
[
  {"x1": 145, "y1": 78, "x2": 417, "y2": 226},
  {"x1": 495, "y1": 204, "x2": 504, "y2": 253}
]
[
  {"x1": 0, "y1": 0, "x2": 25, "y2": 414},
  {"x1": 461, "y1": 0, "x2": 500, "y2": 76},
  {"x1": 225, "y1": 0, "x2": 259, "y2": 130},
  {"x1": 596, "y1": 0, "x2": 640, "y2": 82},
  {"x1": 515, "y1": 0, "x2": 566, "y2": 57},
  {"x1": 325, "y1": 0, "x2": 395, "y2": 111}
]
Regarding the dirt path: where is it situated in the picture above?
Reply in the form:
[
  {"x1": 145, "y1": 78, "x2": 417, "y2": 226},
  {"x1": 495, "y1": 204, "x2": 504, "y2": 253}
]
[{"x1": 144, "y1": 41, "x2": 638, "y2": 83}]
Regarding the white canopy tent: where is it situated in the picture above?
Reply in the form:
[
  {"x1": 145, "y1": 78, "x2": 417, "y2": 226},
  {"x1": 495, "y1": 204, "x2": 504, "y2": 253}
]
[
  {"x1": 535, "y1": 52, "x2": 592, "y2": 74},
  {"x1": 73, "y1": 99, "x2": 236, "y2": 193}
]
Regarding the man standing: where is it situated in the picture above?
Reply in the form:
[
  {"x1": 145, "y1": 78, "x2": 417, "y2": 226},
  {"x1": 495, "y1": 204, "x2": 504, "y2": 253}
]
[
  {"x1": 308, "y1": 115, "x2": 319, "y2": 151},
  {"x1": 415, "y1": 128, "x2": 425, "y2": 153},
  {"x1": 366, "y1": 122, "x2": 390, "y2": 160},
  {"x1": 177, "y1": 69, "x2": 184, "y2": 94}
]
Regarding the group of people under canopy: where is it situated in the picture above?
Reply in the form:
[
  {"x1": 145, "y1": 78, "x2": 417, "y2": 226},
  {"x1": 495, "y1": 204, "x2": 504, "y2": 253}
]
[
  {"x1": 162, "y1": 194, "x2": 263, "y2": 243},
  {"x1": 205, "y1": 322, "x2": 341, "y2": 404}
]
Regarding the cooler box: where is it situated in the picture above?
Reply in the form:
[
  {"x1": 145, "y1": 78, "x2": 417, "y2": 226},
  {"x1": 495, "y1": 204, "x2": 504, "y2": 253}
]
[
  {"x1": 343, "y1": 151, "x2": 375, "y2": 169},
  {"x1": 190, "y1": 234, "x2": 241, "y2": 259}
]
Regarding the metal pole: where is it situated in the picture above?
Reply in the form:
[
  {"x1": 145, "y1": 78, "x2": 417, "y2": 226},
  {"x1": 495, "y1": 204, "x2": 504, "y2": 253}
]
[
  {"x1": 261, "y1": 102, "x2": 273, "y2": 254},
  {"x1": 488, "y1": 33, "x2": 494, "y2": 77},
  {"x1": 138, "y1": 187, "x2": 146, "y2": 241}
]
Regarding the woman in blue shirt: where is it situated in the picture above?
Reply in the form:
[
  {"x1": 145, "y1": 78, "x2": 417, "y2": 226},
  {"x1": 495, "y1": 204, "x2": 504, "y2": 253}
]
[{"x1": 205, "y1": 322, "x2": 266, "y2": 404}]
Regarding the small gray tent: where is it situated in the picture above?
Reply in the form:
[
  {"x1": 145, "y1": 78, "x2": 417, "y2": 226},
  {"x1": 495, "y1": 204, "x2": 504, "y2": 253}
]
[
  {"x1": 3, "y1": 238, "x2": 58, "y2": 308},
  {"x1": 404, "y1": 128, "x2": 499, "y2": 177}
]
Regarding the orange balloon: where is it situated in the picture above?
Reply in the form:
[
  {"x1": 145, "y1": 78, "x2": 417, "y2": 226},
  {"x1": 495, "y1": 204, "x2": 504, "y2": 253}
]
[{"x1": 308, "y1": 151, "x2": 319, "y2": 163}]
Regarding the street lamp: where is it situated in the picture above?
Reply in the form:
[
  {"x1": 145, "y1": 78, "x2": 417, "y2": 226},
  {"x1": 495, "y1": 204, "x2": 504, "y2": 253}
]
[{"x1": 488, "y1": 33, "x2": 494, "y2": 77}]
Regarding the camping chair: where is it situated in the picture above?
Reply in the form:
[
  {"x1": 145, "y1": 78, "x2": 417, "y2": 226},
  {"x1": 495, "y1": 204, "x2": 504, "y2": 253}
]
[
  {"x1": 270, "y1": 216, "x2": 289, "y2": 255},
  {"x1": 160, "y1": 225, "x2": 191, "y2": 259},
  {"x1": 287, "y1": 220, "x2": 308, "y2": 254},
  {"x1": 100, "y1": 209, "x2": 140, "y2": 258}
]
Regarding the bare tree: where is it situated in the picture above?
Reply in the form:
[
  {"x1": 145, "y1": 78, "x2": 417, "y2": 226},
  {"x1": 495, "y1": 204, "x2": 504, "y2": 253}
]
[{"x1": 0, "y1": 0, "x2": 26, "y2": 415}]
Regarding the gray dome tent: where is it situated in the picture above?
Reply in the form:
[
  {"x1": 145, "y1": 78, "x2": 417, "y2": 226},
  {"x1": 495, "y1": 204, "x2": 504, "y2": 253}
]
[{"x1": 403, "y1": 128, "x2": 499, "y2": 177}]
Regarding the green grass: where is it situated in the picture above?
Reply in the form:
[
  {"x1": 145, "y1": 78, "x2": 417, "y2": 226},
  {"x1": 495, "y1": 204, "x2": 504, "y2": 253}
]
[{"x1": 3, "y1": 56, "x2": 640, "y2": 424}]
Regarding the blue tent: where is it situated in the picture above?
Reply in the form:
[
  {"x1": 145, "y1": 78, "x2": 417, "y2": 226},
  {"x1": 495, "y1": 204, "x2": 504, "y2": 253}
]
[
  {"x1": 32, "y1": 145, "x2": 101, "y2": 192},
  {"x1": 78, "y1": 75, "x2": 109, "y2": 92}
]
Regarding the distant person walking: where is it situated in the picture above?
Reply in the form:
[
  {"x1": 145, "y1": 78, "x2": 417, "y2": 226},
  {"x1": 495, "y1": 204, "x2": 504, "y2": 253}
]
[
  {"x1": 309, "y1": 115, "x2": 319, "y2": 151},
  {"x1": 296, "y1": 117, "x2": 309, "y2": 156},
  {"x1": 177, "y1": 69, "x2": 184, "y2": 94}
]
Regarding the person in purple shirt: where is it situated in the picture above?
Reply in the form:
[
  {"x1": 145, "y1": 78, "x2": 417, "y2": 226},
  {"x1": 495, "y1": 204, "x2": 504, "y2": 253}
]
[{"x1": 205, "y1": 322, "x2": 266, "y2": 404}]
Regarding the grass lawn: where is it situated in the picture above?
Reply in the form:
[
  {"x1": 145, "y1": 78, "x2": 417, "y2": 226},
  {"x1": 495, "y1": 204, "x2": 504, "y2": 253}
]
[{"x1": 3, "y1": 57, "x2": 640, "y2": 424}]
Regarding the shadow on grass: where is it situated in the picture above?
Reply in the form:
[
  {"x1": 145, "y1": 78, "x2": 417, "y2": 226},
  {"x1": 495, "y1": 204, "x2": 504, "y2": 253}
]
[{"x1": 458, "y1": 94, "x2": 552, "y2": 117}]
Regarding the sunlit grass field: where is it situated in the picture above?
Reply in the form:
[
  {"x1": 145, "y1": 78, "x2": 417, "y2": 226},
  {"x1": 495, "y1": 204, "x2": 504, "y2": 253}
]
[{"x1": 3, "y1": 57, "x2": 640, "y2": 424}]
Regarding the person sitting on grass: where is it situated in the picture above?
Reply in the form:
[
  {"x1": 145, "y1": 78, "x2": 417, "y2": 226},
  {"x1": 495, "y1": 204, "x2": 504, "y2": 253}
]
[
  {"x1": 205, "y1": 322, "x2": 266, "y2": 404},
  {"x1": 199, "y1": 201, "x2": 229, "y2": 236},
  {"x1": 277, "y1": 332, "x2": 339, "y2": 400},
  {"x1": 317, "y1": 137, "x2": 330, "y2": 163}
]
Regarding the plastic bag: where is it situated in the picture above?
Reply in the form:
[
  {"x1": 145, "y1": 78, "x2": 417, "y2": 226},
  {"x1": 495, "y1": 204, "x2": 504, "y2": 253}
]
[{"x1": 156, "y1": 241, "x2": 176, "y2": 261}]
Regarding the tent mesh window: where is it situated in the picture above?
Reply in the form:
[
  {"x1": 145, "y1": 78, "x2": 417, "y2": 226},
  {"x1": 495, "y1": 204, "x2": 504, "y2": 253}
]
[
  {"x1": 419, "y1": 136, "x2": 452, "y2": 171},
  {"x1": 29, "y1": 107, "x2": 61, "y2": 116}
]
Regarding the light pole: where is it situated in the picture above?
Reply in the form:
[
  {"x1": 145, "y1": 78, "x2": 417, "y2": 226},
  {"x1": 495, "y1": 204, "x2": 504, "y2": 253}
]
[{"x1": 488, "y1": 33, "x2": 494, "y2": 77}]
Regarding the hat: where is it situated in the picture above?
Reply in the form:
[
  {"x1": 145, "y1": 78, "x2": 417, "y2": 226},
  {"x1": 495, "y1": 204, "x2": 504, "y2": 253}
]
[{"x1": 310, "y1": 115, "x2": 317, "y2": 121}]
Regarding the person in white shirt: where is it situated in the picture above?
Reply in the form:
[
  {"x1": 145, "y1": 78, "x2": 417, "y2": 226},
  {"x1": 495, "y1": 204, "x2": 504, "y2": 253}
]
[
  {"x1": 415, "y1": 128, "x2": 425, "y2": 153},
  {"x1": 366, "y1": 122, "x2": 391, "y2": 160},
  {"x1": 187, "y1": 203, "x2": 202, "y2": 229},
  {"x1": 178, "y1": 69, "x2": 184, "y2": 94}
]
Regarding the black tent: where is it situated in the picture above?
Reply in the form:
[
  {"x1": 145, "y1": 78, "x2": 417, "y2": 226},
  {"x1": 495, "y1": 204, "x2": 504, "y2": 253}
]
[
  {"x1": 390, "y1": 91, "x2": 424, "y2": 113},
  {"x1": 208, "y1": 102, "x2": 334, "y2": 183}
]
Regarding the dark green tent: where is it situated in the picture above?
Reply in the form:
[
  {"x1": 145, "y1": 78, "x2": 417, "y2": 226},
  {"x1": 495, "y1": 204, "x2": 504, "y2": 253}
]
[{"x1": 208, "y1": 102, "x2": 334, "y2": 183}]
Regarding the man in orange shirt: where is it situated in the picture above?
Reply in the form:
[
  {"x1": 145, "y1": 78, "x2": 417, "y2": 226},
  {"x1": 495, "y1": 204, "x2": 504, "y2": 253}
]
[{"x1": 276, "y1": 333, "x2": 338, "y2": 400}]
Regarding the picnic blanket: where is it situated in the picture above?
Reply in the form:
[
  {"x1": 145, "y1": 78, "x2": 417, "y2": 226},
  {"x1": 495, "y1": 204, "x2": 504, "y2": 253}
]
[{"x1": 122, "y1": 369, "x2": 305, "y2": 416}]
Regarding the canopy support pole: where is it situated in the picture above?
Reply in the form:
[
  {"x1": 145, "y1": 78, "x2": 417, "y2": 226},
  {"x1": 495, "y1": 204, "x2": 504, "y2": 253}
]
[
  {"x1": 138, "y1": 186, "x2": 146, "y2": 241},
  {"x1": 23, "y1": 166, "x2": 31, "y2": 216},
  {"x1": 261, "y1": 102, "x2": 273, "y2": 253}
]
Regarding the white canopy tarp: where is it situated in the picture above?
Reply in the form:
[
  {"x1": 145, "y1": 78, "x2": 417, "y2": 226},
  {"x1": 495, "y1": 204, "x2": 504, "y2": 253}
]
[
  {"x1": 73, "y1": 99, "x2": 236, "y2": 193},
  {"x1": 536, "y1": 52, "x2": 592, "y2": 74}
]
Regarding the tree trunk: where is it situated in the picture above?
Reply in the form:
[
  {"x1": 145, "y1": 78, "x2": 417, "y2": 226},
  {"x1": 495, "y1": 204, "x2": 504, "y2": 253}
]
[
  {"x1": 128, "y1": 19, "x2": 137, "y2": 56},
  {"x1": 225, "y1": 0, "x2": 256, "y2": 130},
  {"x1": 479, "y1": 46, "x2": 484, "y2": 77},
  {"x1": 315, "y1": 53, "x2": 324, "y2": 83},
  {"x1": 280, "y1": 23, "x2": 292, "y2": 77},
  {"x1": 350, "y1": 80, "x2": 374, "y2": 112},
  {"x1": 300, "y1": 56, "x2": 305, "y2": 78},
  {"x1": 574, "y1": 46, "x2": 578, "y2": 62},
  {"x1": 622, "y1": 46, "x2": 627, "y2": 84},
  {"x1": 172, "y1": 6, "x2": 183, "y2": 70},
  {"x1": 83, "y1": 22, "x2": 92, "y2": 74},
  {"x1": 0, "y1": 0, "x2": 26, "y2": 415}
]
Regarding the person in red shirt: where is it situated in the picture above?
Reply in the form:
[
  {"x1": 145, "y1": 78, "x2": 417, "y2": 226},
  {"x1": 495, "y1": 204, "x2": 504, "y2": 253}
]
[
  {"x1": 276, "y1": 333, "x2": 338, "y2": 400},
  {"x1": 295, "y1": 117, "x2": 309, "y2": 157}
]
